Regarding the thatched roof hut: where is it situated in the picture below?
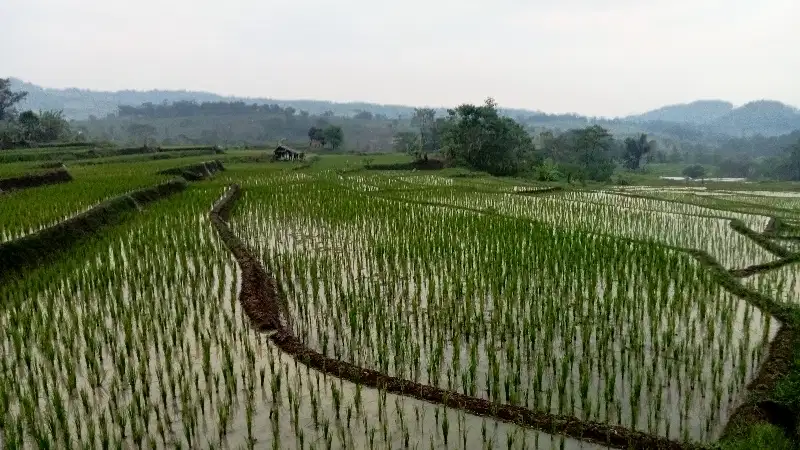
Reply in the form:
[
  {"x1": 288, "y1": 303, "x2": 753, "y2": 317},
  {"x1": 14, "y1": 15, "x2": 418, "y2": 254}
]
[{"x1": 273, "y1": 144, "x2": 304, "y2": 161}]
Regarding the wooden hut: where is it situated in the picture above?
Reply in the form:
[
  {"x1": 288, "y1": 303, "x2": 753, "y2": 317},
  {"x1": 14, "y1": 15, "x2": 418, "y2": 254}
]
[{"x1": 273, "y1": 144, "x2": 305, "y2": 161}]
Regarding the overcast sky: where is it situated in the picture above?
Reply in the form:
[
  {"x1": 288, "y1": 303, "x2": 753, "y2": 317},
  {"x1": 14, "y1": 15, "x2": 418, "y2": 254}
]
[{"x1": 1, "y1": 0, "x2": 798, "y2": 117}]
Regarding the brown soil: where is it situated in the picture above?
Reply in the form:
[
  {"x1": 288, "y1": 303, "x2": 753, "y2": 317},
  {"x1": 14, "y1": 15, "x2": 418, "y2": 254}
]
[
  {"x1": 159, "y1": 160, "x2": 224, "y2": 181},
  {"x1": 209, "y1": 184, "x2": 694, "y2": 450},
  {"x1": 0, "y1": 167, "x2": 72, "y2": 192},
  {"x1": 516, "y1": 186, "x2": 564, "y2": 195}
]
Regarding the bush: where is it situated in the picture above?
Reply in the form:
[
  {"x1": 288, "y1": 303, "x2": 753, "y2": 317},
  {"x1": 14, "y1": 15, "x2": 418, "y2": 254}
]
[{"x1": 682, "y1": 164, "x2": 707, "y2": 179}]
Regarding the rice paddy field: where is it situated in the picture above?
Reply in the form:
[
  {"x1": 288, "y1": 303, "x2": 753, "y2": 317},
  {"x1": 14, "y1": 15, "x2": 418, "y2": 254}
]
[{"x1": 1, "y1": 154, "x2": 799, "y2": 449}]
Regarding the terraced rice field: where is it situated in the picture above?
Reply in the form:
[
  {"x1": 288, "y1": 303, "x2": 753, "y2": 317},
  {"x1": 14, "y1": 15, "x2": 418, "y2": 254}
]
[{"x1": 0, "y1": 163, "x2": 797, "y2": 449}]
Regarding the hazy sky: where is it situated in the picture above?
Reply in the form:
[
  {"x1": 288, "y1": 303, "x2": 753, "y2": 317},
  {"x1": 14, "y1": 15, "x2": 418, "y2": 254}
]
[{"x1": 2, "y1": 0, "x2": 798, "y2": 117}]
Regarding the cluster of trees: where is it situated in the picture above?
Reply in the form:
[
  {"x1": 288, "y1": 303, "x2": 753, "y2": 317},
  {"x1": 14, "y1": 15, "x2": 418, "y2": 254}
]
[
  {"x1": 395, "y1": 97, "x2": 800, "y2": 183},
  {"x1": 0, "y1": 79, "x2": 73, "y2": 149},
  {"x1": 391, "y1": 108, "x2": 445, "y2": 162},
  {"x1": 77, "y1": 100, "x2": 389, "y2": 150},
  {"x1": 307, "y1": 125, "x2": 344, "y2": 150},
  {"x1": 395, "y1": 98, "x2": 651, "y2": 181}
]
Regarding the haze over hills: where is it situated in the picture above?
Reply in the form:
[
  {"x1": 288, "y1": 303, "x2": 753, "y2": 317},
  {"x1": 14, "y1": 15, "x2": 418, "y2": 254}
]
[
  {"x1": 9, "y1": 78, "x2": 800, "y2": 139},
  {"x1": 625, "y1": 100, "x2": 736, "y2": 124}
]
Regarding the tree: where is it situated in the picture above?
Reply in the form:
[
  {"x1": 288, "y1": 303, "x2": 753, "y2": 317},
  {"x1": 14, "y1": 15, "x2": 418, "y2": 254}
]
[
  {"x1": 0, "y1": 121, "x2": 22, "y2": 149},
  {"x1": 572, "y1": 125, "x2": 616, "y2": 182},
  {"x1": 535, "y1": 158, "x2": 562, "y2": 181},
  {"x1": 717, "y1": 156, "x2": 753, "y2": 178},
  {"x1": 623, "y1": 133, "x2": 654, "y2": 170},
  {"x1": 308, "y1": 126, "x2": 325, "y2": 146},
  {"x1": 127, "y1": 123, "x2": 158, "y2": 146},
  {"x1": 323, "y1": 125, "x2": 343, "y2": 150},
  {"x1": 18, "y1": 110, "x2": 41, "y2": 141},
  {"x1": 441, "y1": 98, "x2": 535, "y2": 176},
  {"x1": 392, "y1": 131, "x2": 419, "y2": 156},
  {"x1": 682, "y1": 164, "x2": 707, "y2": 180},
  {"x1": 0, "y1": 78, "x2": 27, "y2": 121},
  {"x1": 781, "y1": 139, "x2": 800, "y2": 181},
  {"x1": 410, "y1": 108, "x2": 439, "y2": 160},
  {"x1": 38, "y1": 110, "x2": 70, "y2": 142},
  {"x1": 354, "y1": 110, "x2": 373, "y2": 120}
]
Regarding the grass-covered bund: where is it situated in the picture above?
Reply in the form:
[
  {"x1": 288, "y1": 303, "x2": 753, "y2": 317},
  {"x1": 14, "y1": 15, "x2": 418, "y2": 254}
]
[{"x1": 0, "y1": 151, "x2": 799, "y2": 449}]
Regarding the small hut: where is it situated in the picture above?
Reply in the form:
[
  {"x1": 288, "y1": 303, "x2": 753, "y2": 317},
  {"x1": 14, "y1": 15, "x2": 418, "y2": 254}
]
[{"x1": 273, "y1": 144, "x2": 305, "y2": 161}]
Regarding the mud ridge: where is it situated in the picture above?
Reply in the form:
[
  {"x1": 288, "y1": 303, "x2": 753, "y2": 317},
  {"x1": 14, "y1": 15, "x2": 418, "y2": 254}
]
[
  {"x1": 159, "y1": 160, "x2": 225, "y2": 181},
  {"x1": 209, "y1": 184, "x2": 692, "y2": 450},
  {"x1": 729, "y1": 219, "x2": 792, "y2": 258},
  {"x1": 515, "y1": 186, "x2": 564, "y2": 195},
  {"x1": 730, "y1": 252, "x2": 800, "y2": 278},
  {"x1": 0, "y1": 166, "x2": 72, "y2": 193},
  {"x1": 0, "y1": 177, "x2": 187, "y2": 278}
]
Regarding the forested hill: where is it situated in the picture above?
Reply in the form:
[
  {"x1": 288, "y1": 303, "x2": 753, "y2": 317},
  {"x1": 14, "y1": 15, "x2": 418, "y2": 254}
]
[
  {"x1": 626, "y1": 99, "x2": 800, "y2": 137},
  {"x1": 9, "y1": 78, "x2": 430, "y2": 121},
  {"x1": 10, "y1": 78, "x2": 800, "y2": 138},
  {"x1": 626, "y1": 100, "x2": 735, "y2": 124}
]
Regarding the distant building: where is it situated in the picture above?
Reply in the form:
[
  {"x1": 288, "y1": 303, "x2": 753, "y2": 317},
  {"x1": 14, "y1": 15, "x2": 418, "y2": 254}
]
[{"x1": 273, "y1": 144, "x2": 304, "y2": 161}]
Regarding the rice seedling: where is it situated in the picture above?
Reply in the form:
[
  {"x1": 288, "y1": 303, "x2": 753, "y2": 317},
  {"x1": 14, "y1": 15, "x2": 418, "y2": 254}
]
[
  {"x1": 230, "y1": 174, "x2": 778, "y2": 443},
  {"x1": 0, "y1": 171, "x2": 607, "y2": 449}
]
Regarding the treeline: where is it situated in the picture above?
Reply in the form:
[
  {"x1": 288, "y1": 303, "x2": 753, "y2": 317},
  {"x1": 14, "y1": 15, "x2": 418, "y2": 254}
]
[
  {"x1": 0, "y1": 78, "x2": 75, "y2": 149},
  {"x1": 397, "y1": 99, "x2": 638, "y2": 181},
  {"x1": 398, "y1": 98, "x2": 800, "y2": 182},
  {"x1": 76, "y1": 103, "x2": 400, "y2": 150},
  {"x1": 118, "y1": 101, "x2": 310, "y2": 119}
]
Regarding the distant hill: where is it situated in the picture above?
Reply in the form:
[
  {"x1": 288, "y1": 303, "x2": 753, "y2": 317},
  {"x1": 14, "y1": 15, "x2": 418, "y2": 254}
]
[
  {"x1": 627, "y1": 100, "x2": 734, "y2": 124},
  {"x1": 8, "y1": 78, "x2": 800, "y2": 138},
  {"x1": 9, "y1": 78, "x2": 428, "y2": 121},
  {"x1": 628, "y1": 99, "x2": 800, "y2": 137},
  {"x1": 711, "y1": 100, "x2": 800, "y2": 137}
]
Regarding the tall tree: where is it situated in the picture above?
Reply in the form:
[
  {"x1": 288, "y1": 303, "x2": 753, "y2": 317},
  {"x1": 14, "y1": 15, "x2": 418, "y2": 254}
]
[
  {"x1": 623, "y1": 133, "x2": 654, "y2": 170},
  {"x1": 784, "y1": 140, "x2": 800, "y2": 181},
  {"x1": 308, "y1": 126, "x2": 325, "y2": 146},
  {"x1": 410, "y1": 107, "x2": 438, "y2": 160},
  {"x1": 38, "y1": 110, "x2": 70, "y2": 142},
  {"x1": 17, "y1": 111, "x2": 41, "y2": 141},
  {"x1": 572, "y1": 125, "x2": 616, "y2": 182},
  {"x1": 127, "y1": 123, "x2": 158, "y2": 146},
  {"x1": 0, "y1": 78, "x2": 27, "y2": 121},
  {"x1": 323, "y1": 125, "x2": 343, "y2": 150},
  {"x1": 392, "y1": 131, "x2": 419, "y2": 156},
  {"x1": 441, "y1": 98, "x2": 534, "y2": 176}
]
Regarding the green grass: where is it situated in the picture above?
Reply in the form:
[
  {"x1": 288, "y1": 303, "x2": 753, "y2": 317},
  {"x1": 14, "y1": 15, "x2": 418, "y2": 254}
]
[{"x1": 715, "y1": 423, "x2": 795, "y2": 449}]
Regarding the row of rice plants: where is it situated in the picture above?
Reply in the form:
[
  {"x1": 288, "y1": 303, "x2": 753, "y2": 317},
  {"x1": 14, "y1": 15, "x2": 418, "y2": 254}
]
[
  {"x1": 0, "y1": 177, "x2": 595, "y2": 449},
  {"x1": 0, "y1": 164, "x2": 168, "y2": 242},
  {"x1": 231, "y1": 179, "x2": 777, "y2": 443},
  {"x1": 384, "y1": 187, "x2": 775, "y2": 268}
]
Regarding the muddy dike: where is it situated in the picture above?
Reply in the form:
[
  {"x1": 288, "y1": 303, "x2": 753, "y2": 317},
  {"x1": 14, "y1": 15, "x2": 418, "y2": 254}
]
[
  {"x1": 0, "y1": 167, "x2": 72, "y2": 192},
  {"x1": 209, "y1": 184, "x2": 692, "y2": 450},
  {"x1": 159, "y1": 160, "x2": 225, "y2": 181},
  {"x1": 0, "y1": 178, "x2": 186, "y2": 277},
  {"x1": 729, "y1": 219, "x2": 792, "y2": 258},
  {"x1": 515, "y1": 186, "x2": 564, "y2": 195},
  {"x1": 730, "y1": 252, "x2": 800, "y2": 278}
]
